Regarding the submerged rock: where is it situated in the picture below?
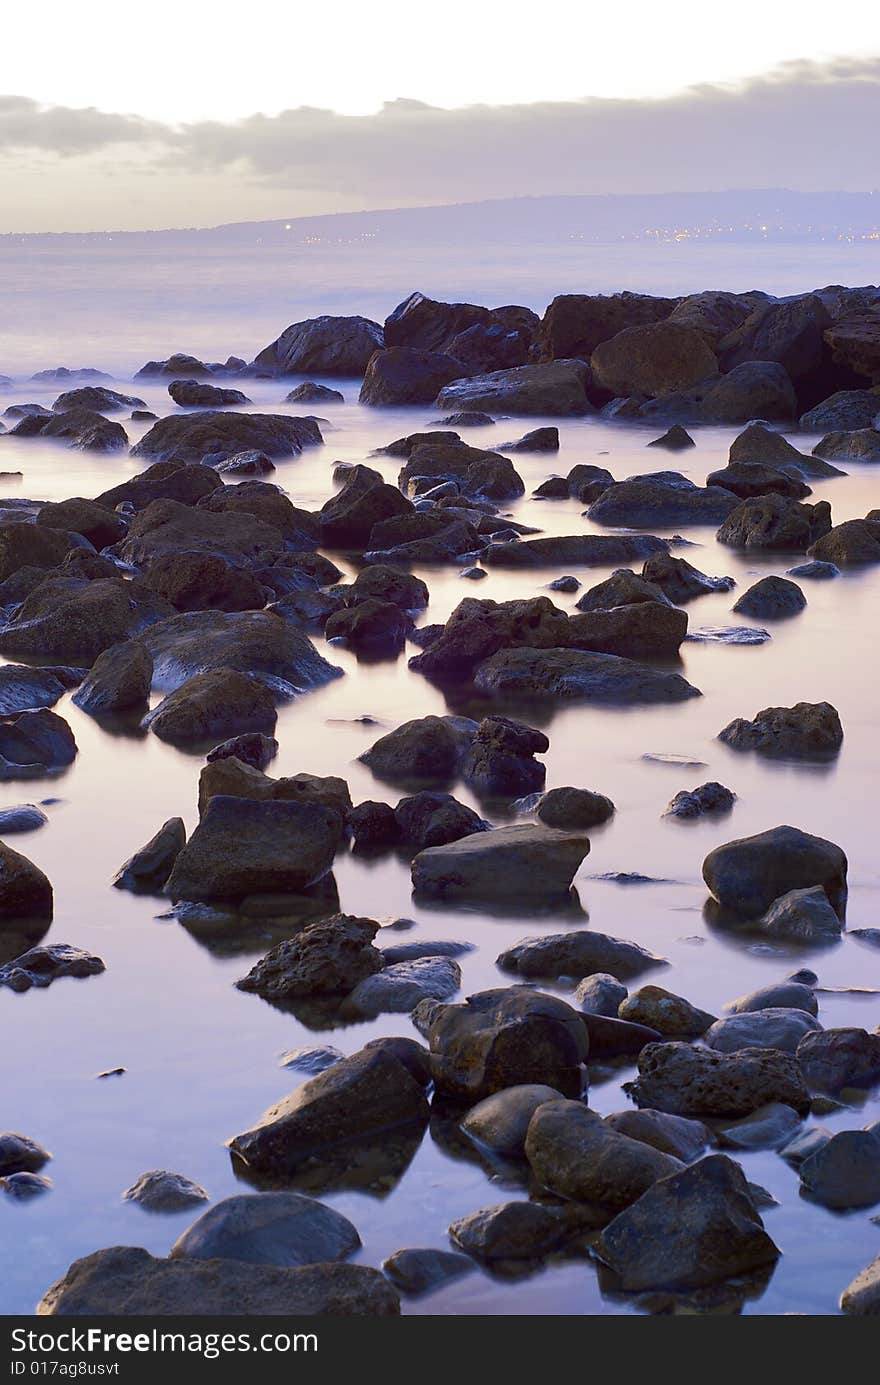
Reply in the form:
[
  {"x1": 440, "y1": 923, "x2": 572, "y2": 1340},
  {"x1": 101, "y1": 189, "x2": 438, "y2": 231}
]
[
  {"x1": 382, "y1": 1247, "x2": 474, "y2": 1296},
  {"x1": 718, "y1": 702, "x2": 843, "y2": 758},
  {"x1": 497, "y1": 930, "x2": 663, "y2": 982},
  {"x1": 0, "y1": 1132, "x2": 51, "y2": 1176},
  {"x1": 526, "y1": 1100, "x2": 682, "y2": 1208},
  {"x1": 169, "y1": 1191, "x2": 360, "y2": 1267},
  {"x1": 0, "y1": 805, "x2": 48, "y2": 834},
  {"x1": 536, "y1": 786, "x2": 615, "y2": 830},
  {"x1": 344, "y1": 956, "x2": 462, "y2": 1017},
  {"x1": 237, "y1": 915, "x2": 383, "y2": 1002},
  {"x1": 359, "y1": 715, "x2": 477, "y2": 784},
  {"x1": 114, "y1": 818, "x2": 186, "y2": 894},
  {"x1": 732, "y1": 575, "x2": 806, "y2": 619},
  {"x1": 629, "y1": 1042, "x2": 811, "y2": 1117},
  {"x1": 412, "y1": 825, "x2": 589, "y2": 906},
  {"x1": 461, "y1": 1084, "x2": 562, "y2": 1158},
  {"x1": 0, "y1": 943, "x2": 104, "y2": 993},
  {"x1": 800, "y1": 1131, "x2": 880, "y2": 1209},
  {"x1": 122, "y1": 1171, "x2": 209, "y2": 1213},
  {"x1": 473, "y1": 647, "x2": 700, "y2": 704}
]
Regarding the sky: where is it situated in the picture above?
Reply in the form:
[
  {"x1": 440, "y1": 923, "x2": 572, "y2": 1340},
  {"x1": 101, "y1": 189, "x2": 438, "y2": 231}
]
[{"x1": 1, "y1": 1, "x2": 880, "y2": 232}]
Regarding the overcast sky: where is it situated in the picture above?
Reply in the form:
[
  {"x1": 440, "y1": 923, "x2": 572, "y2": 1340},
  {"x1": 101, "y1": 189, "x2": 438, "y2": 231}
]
[{"x1": 1, "y1": 1, "x2": 879, "y2": 232}]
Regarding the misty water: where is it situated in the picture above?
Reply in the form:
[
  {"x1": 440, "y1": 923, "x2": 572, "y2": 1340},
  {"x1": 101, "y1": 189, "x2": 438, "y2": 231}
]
[{"x1": 1, "y1": 254, "x2": 880, "y2": 1315}]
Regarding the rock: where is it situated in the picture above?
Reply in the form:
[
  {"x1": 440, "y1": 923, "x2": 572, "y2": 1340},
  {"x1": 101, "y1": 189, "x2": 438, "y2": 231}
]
[
  {"x1": 0, "y1": 943, "x2": 104, "y2": 993},
  {"x1": 134, "y1": 353, "x2": 218, "y2": 379},
  {"x1": 397, "y1": 440, "x2": 524, "y2": 500},
  {"x1": 119, "y1": 499, "x2": 285, "y2": 571},
  {"x1": 808, "y1": 518, "x2": 880, "y2": 565},
  {"x1": 719, "y1": 293, "x2": 830, "y2": 383},
  {"x1": 435, "y1": 360, "x2": 592, "y2": 416},
  {"x1": 594, "y1": 1154, "x2": 779, "y2": 1291},
  {"x1": 382, "y1": 1248, "x2": 473, "y2": 1296},
  {"x1": 0, "y1": 1132, "x2": 51, "y2": 1176},
  {"x1": 412, "y1": 825, "x2": 588, "y2": 906},
  {"x1": 237, "y1": 915, "x2": 382, "y2": 1000},
  {"x1": 800, "y1": 389, "x2": 880, "y2": 431},
  {"x1": 170, "y1": 1192, "x2": 360, "y2": 1267},
  {"x1": 702, "y1": 825, "x2": 847, "y2": 918},
  {"x1": 131, "y1": 412, "x2": 321, "y2": 465},
  {"x1": 619, "y1": 985, "x2": 715, "y2": 1037},
  {"x1": 841, "y1": 1254, "x2": 880, "y2": 1314},
  {"x1": 449, "y1": 1201, "x2": 583, "y2": 1262},
  {"x1": 725, "y1": 981, "x2": 819, "y2": 1017},
  {"x1": 566, "y1": 463, "x2": 616, "y2": 502},
  {"x1": 37, "y1": 1247, "x2": 399, "y2": 1316},
  {"x1": 36, "y1": 498, "x2": 126, "y2": 549},
  {"x1": 359, "y1": 715, "x2": 477, "y2": 783},
  {"x1": 284, "y1": 383, "x2": 344, "y2": 405},
  {"x1": 72, "y1": 641, "x2": 153, "y2": 716},
  {"x1": 95, "y1": 460, "x2": 223, "y2": 512},
  {"x1": 198, "y1": 482, "x2": 320, "y2": 547},
  {"x1": 254, "y1": 315, "x2": 383, "y2": 375},
  {"x1": 574, "y1": 973, "x2": 628, "y2": 1017},
  {"x1": 813, "y1": 427, "x2": 880, "y2": 462},
  {"x1": 460, "y1": 716, "x2": 548, "y2": 797},
  {"x1": 473, "y1": 647, "x2": 700, "y2": 705},
  {"x1": 0, "y1": 521, "x2": 89, "y2": 584},
  {"x1": 604, "y1": 1110, "x2": 708, "y2": 1163},
  {"x1": 648, "y1": 425, "x2": 696, "y2": 450},
  {"x1": 567, "y1": 601, "x2": 688, "y2": 659},
  {"x1": 0, "y1": 839, "x2": 53, "y2": 926},
  {"x1": 114, "y1": 818, "x2": 186, "y2": 893},
  {"x1": 640, "y1": 551, "x2": 735, "y2": 603},
  {"x1": 525, "y1": 1100, "x2": 682, "y2": 1207},
  {"x1": 705, "y1": 1009, "x2": 821, "y2": 1055},
  {"x1": 682, "y1": 361, "x2": 798, "y2": 423},
  {"x1": 536, "y1": 292, "x2": 677, "y2": 361},
  {"x1": 575, "y1": 569, "x2": 668, "y2": 611},
  {"x1": 716, "y1": 493, "x2": 832, "y2": 551},
  {"x1": 587, "y1": 473, "x2": 738, "y2": 528},
  {"x1": 796, "y1": 1029, "x2": 880, "y2": 1093},
  {"x1": 536, "y1": 787, "x2": 614, "y2": 830},
  {"x1": 497, "y1": 930, "x2": 663, "y2": 982},
  {"x1": 499, "y1": 427, "x2": 559, "y2": 452},
  {"x1": 228, "y1": 1045, "x2": 429, "y2": 1178},
  {"x1": 31, "y1": 409, "x2": 129, "y2": 451},
  {"x1": 581, "y1": 1013, "x2": 662, "y2": 1059},
  {"x1": 143, "y1": 669, "x2": 277, "y2": 743},
  {"x1": 757, "y1": 886, "x2": 843, "y2": 942},
  {"x1": 206, "y1": 731, "x2": 278, "y2": 771},
  {"x1": 800, "y1": 1131, "x2": 880, "y2": 1208},
  {"x1": 348, "y1": 800, "x2": 400, "y2": 852},
  {"x1": 591, "y1": 322, "x2": 718, "y2": 398},
  {"x1": 0, "y1": 805, "x2": 48, "y2": 833},
  {"x1": 122, "y1": 1171, "x2": 208, "y2": 1212},
  {"x1": 427, "y1": 988, "x2": 588, "y2": 1100},
  {"x1": 0, "y1": 665, "x2": 77, "y2": 716},
  {"x1": 359, "y1": 348, "x2": 465, "y2": 405},
  {"x1": 345, "y1": 565, "x2": 429, "y2": 611},
  {"x1": 461, "y1": 1084, "x2": 562, "y2": 1158},
  {"x1": 431, "y1": 411, "x2": 495, "y2": 428},
  {"x1": 716, "y1": 1103, "x2": 803, "y2": 1152},
  {"x1": 706, "y1": 460, "x2": 811, "y2": 500},
  {"x1": 344, "y1": 957, "x2": 461, "y2": 1017},
  {"x1": 142, "y1": 552, "x2": 267, "y2": 613},
  {"x1": 325, "y1": 599, "x2": 410, "y2": 653},
  {"x1": 168, "y1": 379, "x2": 250, "y2": 408},
  {"x1": 409, "y1": 595, "x2": 570, "y2": 680},
  {"x1": 665, "y1": 782, "x2": 736, "y2": 819},
  {"x1": 482, "y1": 533, "x2": 667, "y2": 567},
  {"x1": 320, "y1": 465, "x2": 412, "y2": 548},
  {"x1": 787, "y1": 559, "x2": 840, "y2": 579},
  {"x1": 1, "y1": 1172, "x2": 52, "y2": 1198},
  {"x1": 732, "y1": 575, "x2": 806, "y2": 619},
  {"x1": 0, "y1": 709, "x2": 77, "y2": 779},
  {"x1": 824, "y1": 309, "x2": 880, "y2": 382},
  {"x1": 216, "y1": 450, "x2": 276, "y2": 476},
  {"x1": 629, "y1": 1042, "x2": 811, "y2": 1117},
  {"x1": 166, "y1": 796, "x2": 340, "y2": 902},
  {"x1": 393, "y1": 792, "x2": 486, "y2": 850},
  {"x1": 778, "y1": 1125, "x2": 832, "y2": 1165},
  {"x1": 0, "y1": 576, "x2": 172, "y2": 664},
  {"x1": 140, "y1": 610, "x2": 342, "y2": 697},
  {"x1": 718, "y1": 702, "x2": 843, "y2": 758}
]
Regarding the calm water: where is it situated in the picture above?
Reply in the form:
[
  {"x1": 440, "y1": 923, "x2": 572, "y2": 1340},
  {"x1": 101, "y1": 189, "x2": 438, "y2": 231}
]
[{"x1": 1, "y1": 370, "x2": 880, "y2": 1315}]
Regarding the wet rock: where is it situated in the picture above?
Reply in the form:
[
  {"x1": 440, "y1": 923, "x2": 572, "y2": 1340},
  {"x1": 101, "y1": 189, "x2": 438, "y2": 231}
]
[
  {"x1": 0, "y1": 576, "x2": 172, "y2": 664},
  {"x1": 168, "y1": 379, "x2": 250, "y2": 408},
  {"x1": 122, "y1": 1171, "x2": 208, "y2": 1213},
  {"x1": 566, "y1": 463, "x2": 615, "y2": 502},
  {"x1": 206, "y1": 732, "x2": 278, "y2": 771},
  {"x1": 629, "y1": 1042, "x2": 811, "y2": 1117},
  {"x1": 36, "y1": 498, "x2": 126, "y2": 549},
  {"x1": 196, "y1": 482, "x2": 320, "y2": 548},
  {"x1": 581, "y1": 1013, "x2": 662, "y2": 1059},
  {"x1": 0, "y1": 665, "x2": 78, "y2": 716},
  {"x1": 284, "y1": 383, "x2": 344, "y2": 405},
  {"x1": 665, "y1": 782, "x2": 735, "y2": 819},
  {"x1": 349, "y1": 800, "x2": 400, "y2": 852},
  {"x1": 142, "y1": 552, "x2": 267, "y2": 613},
  {"x1": 574, "y1": 973, "x2": 628, "y2": 1017},
  {"x1": 575, "y1": 568, "x2": 668, "y2": 612},
  {"x1": 0, "y1": 522, "x2": 90, "y2": 584},
  {"x1": 716, "y1": 1102, "x2": 803, "y2": 1151},
  {"x1": 143, "y1": 669, "x2": 277, "y2": 743},
  {"x1": 434, "y1": 360, "x2": 592, "y2": 416},
  {"x1": 732, "y1": 575, "x2": 806, "y2": 619},
  {"x1": 594, "y1": 1154, "x2": 779, "y2": 1291},
  {"x1": 778, "y1": 1125, "x2": 832, "y2": 1165},
  {"x1": 725, "y1": 980, "x2": 818, "y2": 1017},
  {"x1": 590, "y1": 322, "x2": 718, "y2": 398},
  {"x1": 787, "y1": 559, "x2": 839, "y2": 579},
  {"x1": 393, "y1": 792, "x2": 486, "y2": 850},
  {"x1": 345, "y1": 957, "x2": 462, "y2": 1017},
  {"x1": 706, "y1": 1009, "x2": 821, "y2": 1055},
  {"x1": 382, "y1": 1247, "x2": 474, "y2": 1296},
  {"x1": 114, "y1": 818, "x2": 186, "y2": 894},
  {"x1": 53, "y1": 385, "x2": 143, "y2": 413},
  {"x1": 197, "y1": 759, "x2": 350, "y2": 825},
  {"x1": 409, "y1": 595, "x2": 570, "y2": 681},
  {"x1": 216, "y1": 451, "x2": 276, "y2": 476},
  {"x1": 166, "y1": 796, "x2": 340, "y2": 902},
  {"x1": 461, "y1": 716, "x2": 548, "y2": 797},
  {"x1": 34, "y1": 409, "x2": 128, "y2": 451},
  {"x1": 807, "y1": 518, "x2": 880, "y2": 565},
  {"x1": 254, "y1": 315, "x2": 383, "y2": 375},
  {"x1": 800, "y1": 389, "x2": 880, "y2": 432},
  {"x1": 619, "y1": 985, "x2": 715, "y2": 1038},
  {"x1": 427, "y1": 988, "x2": 588, "y2": 1101},
  {"x1": 702, "y1": 825, "x2": 847, "y2": 918},
  {"x1": 449, "y1": 1200, "x2": 584, "y2": 1262},
  {"x1": 359, "y1": 348, "x2": 465, "y2": 406},
  {"x1": 280, "y1": 1046, "x2": 344, "y2": 1074},
  {"x1": 237, "y1": 915, "x2": 382, "y2": 1001},
  {"x1": 567, "y1": 600, "x2": 688, "y2": 659},
  {"x1": 497, "y1": 930, "x2": 663, "y2": 982},
  {"x1": 320, "y1": 465, "x2": 412, "y2": 548},
  {"x1": 119, "y1": 499, "x2": 284, "y2": 573},
  {"x1": 1, "y1": 1172, "x2": 52, "y2": 1198},
  {"x1": 228, "y1": 1045, "x2": 429, "y2": 1178},
  {"x1": 0, "y1": 805, "x2": 48, "y2": 833},
  {"x1": 398, "y1": 440, "x2": 524, "y2": 501},
  {"x1": 38, "y1": 1247, "x2": 399, "y2": 1315},
  {"x1": 718, "y1": 702, "x2": 843, "y2": 758},
  {"x1": 604, "y1": 1109, "x2": 708, "y2": 1163},
  {"x1": 499, "y1": 427, "x2": 559, "y2": 452},
  {"x1": 796, "y1": 1028, "x2": 880, "y2": 1093},
  {"x1": 536, "y1": 292, "x2": 676, "y2": 362},
  {"x1": 705, "y1": 461, "x2": 811, "y2": 500},
  {"x1": 482, "y1": 533, "x2": 667, "y2": 568},
  {"x1": 532, "y1": 477, "x2": 569, "y2": 499},
  {"x1": 473, "y1": 646, "x2": 700, "y2": 705},
  {"x1": 431, "y1": 411, "x2": 495, "y2": 428},
  {"x1": 0, "y1": 943, "x2": 104, "y2": 993},
  {"x1": 131, "y1": 412, "x2": 321, "y2": 466},
  {"x1": 345, "y1": 565, "x2": 429, "y2": 611},
  {"x1": 461, "y1": 1084, "x2": 562, "y2": 1158},
  {"x1": 325, "y1": 599, "x2": 410, "y2": 653},
  {"x1": 72, "y1": 641, "x2": 153, "y2": 716},
  {"x1": 812, "y1": 428, "x2": 880, "y2": 462},
  {"x1": 170, "y1": 1191, "x2": 359, "y2": 1267},
  {"x1": 536, "y1": 786, "x2": 614, "y2": 830},
  {"x1": 96, "y1": 460, "x2": 223, "y2": 513},
  {"x1": 140, "y1": 610, "x2": 342, "y2": 697},
  {"x1": 412, "y1": 825, "x2": 589, "y2": 906},
  {"x1": 0, "y1": 1132, "x2": 51, "y2": 1176},
  {"x1": 757, "y1": 886, "x2": 843, "y2": 942},
  {"x1": 0, "y1": 708, "x2": 77, "y2": 779},
  {"x1": 840, "y1": 1253, "x2": 880, "y2": 1314},
  {"x1": 800, "y1": 1131, "x2": 880, "y2": 1208},
  {"x1": 640, "y1": 551, "x2": 735, "y2": 603},
  {"x1": 716, "y1": 494, "x2": 832, "y2": 552},
  {"x1": 359, "y1": 715, "x2": 477, "y2": 784},
  {"x1": 526, "y1": 1099, "x2": 682, "y2": 1208},
  {"x1": 587, "y1": 473, "x2": 738, "y2": 528},
  {"x1": 648, "y1": 425, "x2": 695, "y2": 450}
]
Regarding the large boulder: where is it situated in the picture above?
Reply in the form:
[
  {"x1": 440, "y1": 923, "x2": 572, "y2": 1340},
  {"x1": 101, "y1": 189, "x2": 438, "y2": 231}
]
[
  {"x1": 823, "y1": 309, "x2": 880, "y2": 382},
  {"x1": 320, "y1": 465, "x2": 412, "y2": 548},
  {"x1": 0, "y1": 841, "x2": 53, "y2": 922},
  {"x1": 409, "y1": 595, "x2": 570, "y2": 679},
  {"x1": 196, "y1": 481, "x2": 320, "y2": 547},
  {"x1": 397, "y1": 441, "x2": 524, "y2": 500},
  {"x1": 139, "y1": 610, "x2": 342, "y2": 696},
  {"x1": 756, "y1": 886, "x2": 843, "y2": 942},
  {"x1": 666, "y1": 290, "x2": 758, "y2": 345},
  {"x1": 799, "y1": 1132, "x2": 880, "y2": 1209},
  {"x1": 717, "y1": 294, "x2": 831, "y2": 385},
  {"x1": 165, "y1": 796, "x2": 340, "y2": 902},
  {"x1": 473, "y1": 646, "x2": 700, "y2": 704},
  {"x1": 641, "y1": 552, "x2": 734, "y2": 603},
  {"x1": 629, "y1": 1042, "x2": 811, "y2": 1117},
  {"x1": 716, "y1": 494, "x2": 831, "y2": 551},
  {"x1": 384, "y1": 292, "x2": 535, "y2": 360},
  {"x1": 718, "y1": 701, "x2": 843, "y2": 758},
  {"x1": 460, "y1": 1084, "x2": 562, "y2": 1158},
  {"x1": 591, "y1": 322, "x2": 718, "y2": 397},
  {"x1": 812, "y1": 428, "x2": 880, "y2": 462},
  {"x1": 358, "y1": 715, "x2": 477, "y2": 783},
  {"x1": 0, "y1": 708, "x2": 77, "y2": 779},
  {"x1": 52, "y1": 385, "x2": 143, "y2": 412},
  {"x1": 169, "y1": 1191, "x2": 360, "y2": 1267},
  {"x1": 0, "y1": 523, "x2": 88, "y2": 584},
  {"x1": 95, "y1": 460, "x2": 223, "y2": 512},
  {"x1": 594, "y1": 1154, "x2": 779, "y2": 1291},
  {"x1": 36, "y1": 498, "x2": 126, "y2": 549},
  {"x1": 228, "y1": 1046, "x2": 429, "y2": 1177},
  {"x1": 567, "y1": 602, "x2": 687, "y2": 659},
  {"x1": 359, "y1": 348, "x2": 465, "y2": 405},
  {"x1": 71, "y1": 641, "x2": 153, "y2": 715},
  {"x1": 586, "y1": 473, "x2": 738, "y2": 528},
  {"x1": 434, "y1": 360, "x2": 592, "y2": 416},
  {"x1": 525, "y1": 1099, "x2": 682, "y2": 1208},
  {"x1": 732, "y1": 574, "x2": 806, "y2": 618},
  {"x1": 411, "y1": 825, "x2": 589, "y2": 906},
  {"x1": 37, "y1": 1247, "x2": 398, "y2": 1316},
  {"x1": 535, "y1": 292, "x2": 678, "y2": 361},
  {"x1": 426, "y1": 988, "x2": 588, "y2": 1100},
  {"x1": 141, "y1": 552, "x2": 267, "y2": 613},
  {"x1": 0, "y1": 576, "x2": 171, "y2": 663},
  {"x1": 253, "y1": 315, "x2": 383, "y2": 375},
  {"x1": 800, "y1": 390, "x2": 880, "y2": 431},
  {"x1": 808, "y1": 518, "x2": 880, "y2": 565},
  {"x1": 796, "y1": 1028, "x2": 880, "y2": 1093},
  {"x1": 704, "y1": 1009, "x2": 821, "y2": 1055},
  {"x1": 702, "y1": 825, "x2": 847, "y2": 918},
  {"x1": 142, "y1": 669, "x2": 277, "y2": 743},
  {"x1": 119, "y1": 499, "x2": 285, "y2": 570},
  {"x1": 131, "y1": 412, "x2": 321, "y2": 465},
  {"x1": 236, "y1": 915, "x2": 383, "y2": 1000},
  {"x1": 496, "y1": 930, "x2": 663, "y2": 983}
]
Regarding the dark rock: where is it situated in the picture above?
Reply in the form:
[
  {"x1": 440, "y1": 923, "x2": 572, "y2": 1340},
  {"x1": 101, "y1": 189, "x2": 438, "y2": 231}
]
[
  {"x1": 170, "y1": 1191, "x2": 360, "y2": 1267},
  {"x1": 526, "y1": 1099, "x2": 682, "y2": 1207},
  {"x1": 0, "y1": 1132, "x2": 51, "y2": 1176},
  {"x1": 796, "y1": 1028, "x2": 880, "y2": 1093},
  {"x1": 800, "y1": 1131, "x2": 880, "y2": 1208},
  {"x1": 0, "y1": 521, "x2": 89, "y2": 584},
  {"x1": 131, "y1": 412, "x2": 321, "y2": 465},
  {"x1": 587, "y1": 472, "x2": 738, "y2": 528},
  {"x1": 640, "y1": 551, "x2": 735, "y2": 603},
  {"x1": 345, "y1": 957, "x2": 461, "y2": 1017},
  {"x1": 349, "y1": 800, "x2": 400, "y2": 852},
  {"x1": 114, "y1": 818, "x2": 186, "y2": 893},
  {"x1": 206, "y1": 732, "x2": 278, "y2": 772},
  {"x1": 619, "y1": 985, "x2": 715, "y2": 1037},
  {"x1": 359, "y1": 348, "x2": 465, "y2": 406},
  {"x1": 0, "y1": 805, "x2": 48, "y2": 833},
  {"x1": 412, "y1": 825, "x2": 589, "y2": 906},
  {"x1": 582, "y1": 1013, "x2": 662, "y2": 1058},
  {"x1": 142, "y1": 552, "x2": 267, "y2": 613},
  {"x1": 590, "y1": 322, "x2": 718, "y2": 398},
  {"x1": 409, "y1": 595, "x2": 570, "y2": 680},
  {"x1": 481, "y1": 533, "x2": 668, "y2": 567},
  {"x1": 629, "y1": 1042, "x2": 811, "y2": 1117},
  {"x1": 725, "y1": 980, "x2": 818, "y2": 1017},
  {"x1": 359, "y1": 715, "x2": 477, "y2": 784},
  {"x1": 0, "y1": 665, "x2": 79, "y2": 716},
  {"x1": 703, "y1": 824, "x2": 847, "y2": 917},
  {"x1": 320, "y1": 465, "x2": 412, "y2": 548},
  {"x1": 575, "y1": 568, "x2": 670, "y2": 611},
  {"x1": 140, "y1": 610, "x2": 342, "y2": 697},
  {"x1": 705, "y1": 1009, "x2": 821, "y2": 1054},
  {"x1": 567, "y1": 601, "x2": 688, "y2": 659},
  {"x1": 0, "y1": 708, "x2": 76, "y2": 779},
  {"x1": 461, "y1": 716, "x2": 548, "y2": 797},
  {"x1": 787, "y1": 560, "x2": 839, "y2": 579},
  {"x1": 574, "y1": 973, "x2": 628, "y2": 1017},
  {"x1": 449, "y1": 1200, "x2": 585, "y2": 1263},
  {"x1": 473, "y1": 646, "x2": 700, "y2": 705},
  {"x1": 215, "y1": 451, "x2": 276, "y2": 476},
  {"x1": 801, "y1": 389, "x2": 880, "y2": 431},
  {"x1": 326, "y1": 599, "x2": 409, "y2": 653},
  {"x1": 461, "y1": 1084, "x2": 562, "y2": 1158},
  {"x1": 718, "y1": 702, "x2": 843, "y2": 758},
  {"x1": 143, "y1": 669, "x2": 277, "y2": 743},
  {"x1": 236, "y1": 915, "x2": 383, "y2": 1001},
  {"x1": 757, "y1": 887, "x2": 843, "y2": 942},
  {"x1": 497, "y1": 930, "x2": 663, "y2": 983},
  {"x1": 499, "y1": 427, "x2": 559, "y2": 452},
  {"x1": 0, "y1": 943, "x2": 104, "y2": 993},
  {"x1": 382, "y1": 1248, "x2": 473, "y2": 1296},
  {"x1": 95, "y1": 461, "x2": 222, "y2": 513},
  {"x1": 122, "y1": 1171, "x2": 209, "y2": 1213},
  {"x1": 604, "y1": 1109, "x2": 708, "y2": 1163},
  {"x1": 0, "y1": 576, "x2": 171, "y2": 664},
  {"x1": 535, "y1": 292, "x2": 677, "y2": 362},
  {"x1": 732, "y1": 575, "x2": 806, "y2": 619},
  {"x1": 716, "y1": 494, "x2": 832, "y2": 551},
  {"x1": 647, "y1": 425, "x2": 695, "y2": 450},
  {"x1": 36, "y1": 409, "x2": 128, "y2": 451},
  {"x1": 841, "y1": 1253, "x2": 880, "y2": 1315},
  {"x1": 284, "y1": 383, "x2": 344, "y2": 405},
  {"x1": 168, "y1": 379, "x2": 251, "y2": 408},
  {"x1": 253, "y1": 315, "x2": 383, "y2": 375},
  {"x1": 665, "y1": 782, "x2": 735, "y2": 819},
  {"x1": 812, "y1": 427, "x2": 880, "y2": 462},
  {"x1": 808, "y1": 518, "x2": 880, "y2": 565},
  {"x1": 36, "y1": 498, "x2": 126, "y2": 549},
  {"x1": 434, "y1": 360, "x2": 592, "y2": 416},
  {"x1": 72, "y1": 641, "x2": 153, "y2": 716},
  {"x1": 393, "y1": 792, "x2": 486, "y2": 850},
  {"x1": 536, "y1": 787, "x2": 614, "y2": 830},
  {"x1": 706, "y1": 461, "x2": 811, "y2": 500}
]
